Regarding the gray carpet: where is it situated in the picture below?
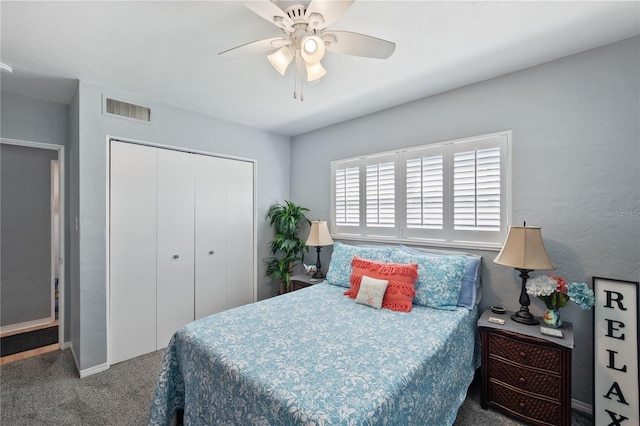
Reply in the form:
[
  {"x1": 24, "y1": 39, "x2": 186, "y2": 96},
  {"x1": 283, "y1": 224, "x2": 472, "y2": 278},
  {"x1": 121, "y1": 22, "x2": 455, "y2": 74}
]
[{"x1": 1, "y1": 348, "x2": 593, "y2": 425}]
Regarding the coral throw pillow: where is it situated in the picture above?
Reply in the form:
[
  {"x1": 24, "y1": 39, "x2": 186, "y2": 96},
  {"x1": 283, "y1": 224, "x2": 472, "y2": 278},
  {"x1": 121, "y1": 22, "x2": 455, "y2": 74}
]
[{"x1": 345, "y1": 256, "x2": 418, "y2": 312}]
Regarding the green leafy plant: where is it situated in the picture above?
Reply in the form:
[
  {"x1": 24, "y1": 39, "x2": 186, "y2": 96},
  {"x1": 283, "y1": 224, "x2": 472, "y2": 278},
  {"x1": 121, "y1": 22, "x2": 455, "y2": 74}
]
[{"x1": 265, "y1": 200, "x2": 310, "y2": 293}]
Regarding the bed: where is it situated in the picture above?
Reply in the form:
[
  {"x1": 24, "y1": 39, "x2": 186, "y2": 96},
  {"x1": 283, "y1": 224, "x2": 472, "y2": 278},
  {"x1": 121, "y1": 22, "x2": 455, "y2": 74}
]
[{"x1": 149, "y1": 244, "x2": 482, "y2": 426}]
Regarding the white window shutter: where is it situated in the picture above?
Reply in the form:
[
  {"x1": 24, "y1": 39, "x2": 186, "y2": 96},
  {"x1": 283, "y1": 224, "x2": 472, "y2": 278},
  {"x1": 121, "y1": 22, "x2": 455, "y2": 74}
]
[
  {"x1": 366, "y1": 159, "x2": 395, "y2": 227},
  {"x1": 453, "y1": 147, "x2": 501, "y2": 231},
  {"x1": 335, "y1": 165, "x2": 360, "y2": 227},
  {"x1": 331, "y1": 131, "x2": 510, "y2": 248},
  {"x1": 406, "y1": 155, "x2": 443, "y2": 229}
]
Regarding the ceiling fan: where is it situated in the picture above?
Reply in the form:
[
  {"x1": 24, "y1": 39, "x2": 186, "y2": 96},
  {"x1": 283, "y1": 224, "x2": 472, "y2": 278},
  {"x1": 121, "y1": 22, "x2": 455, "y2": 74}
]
[{"x1": 219, "y1": 0, "x2": 396, "y2": 99}]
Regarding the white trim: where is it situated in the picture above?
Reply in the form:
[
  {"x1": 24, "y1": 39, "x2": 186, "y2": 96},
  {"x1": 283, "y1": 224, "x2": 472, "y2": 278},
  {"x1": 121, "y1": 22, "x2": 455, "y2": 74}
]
[
  {"x1": 337, "y1": 235, "x2": 503, "y2": 252},
  {"x1": 572, "y1": 398, "x2": 593, "y2": 417},
  {"x1": 107, "y1": 135, "x2": 255, "y2": 164},
  {"x1": 79, "y1": 361, "x2": 110, "y2": 378},
  {"x1": 69, "y1": 330, "x2": 109, "y2": 378},
  {"x1": 0, "y1": 317, "x2": 53, "y2": 334},
  {"x1": 51, "y1": 160, "x2": 57, "y2": 329},
  {"x1": 0, "y1": 138, "x2": 65, "y2": 346}
]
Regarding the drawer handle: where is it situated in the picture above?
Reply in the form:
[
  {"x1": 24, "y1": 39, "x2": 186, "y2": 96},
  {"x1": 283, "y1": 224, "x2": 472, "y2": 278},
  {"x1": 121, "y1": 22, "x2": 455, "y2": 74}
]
[
  {"x1": 173, "y1": 254, "x2": 180, "y2": 259},
  {"x1": 209, "y1": 250, "x2": 215, "y2": 255}
]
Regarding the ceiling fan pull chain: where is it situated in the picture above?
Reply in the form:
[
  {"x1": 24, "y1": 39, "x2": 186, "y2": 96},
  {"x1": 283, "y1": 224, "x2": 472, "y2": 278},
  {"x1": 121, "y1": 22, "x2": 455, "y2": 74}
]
[{"x1": 293, "y1": 59, "x2": 298, "y2": 99}]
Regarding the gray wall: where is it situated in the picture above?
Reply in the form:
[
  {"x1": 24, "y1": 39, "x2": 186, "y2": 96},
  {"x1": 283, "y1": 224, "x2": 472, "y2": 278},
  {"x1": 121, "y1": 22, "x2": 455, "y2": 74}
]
[
  {"x1": 74, "y1": 81, "x2": 290, "y2": 370},
  {"x1": 1, "y1": 144, "x2": 56, "y2": 325},
  {"x1": 0, "y1": 91, "x2": 70, "y2": 338},
  {"x1": 290, "y1": 36, "x2": 640, "y2": 405},
  {"x1": 0, "y1": 91, "x2": 69, "y2": 144}
]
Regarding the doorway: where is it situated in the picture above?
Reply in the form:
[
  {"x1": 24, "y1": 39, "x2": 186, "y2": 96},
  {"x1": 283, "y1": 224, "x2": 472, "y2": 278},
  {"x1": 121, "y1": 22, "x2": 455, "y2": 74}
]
[{"x1": 0, "y1": 139, "x2": 65, "y2": 363}]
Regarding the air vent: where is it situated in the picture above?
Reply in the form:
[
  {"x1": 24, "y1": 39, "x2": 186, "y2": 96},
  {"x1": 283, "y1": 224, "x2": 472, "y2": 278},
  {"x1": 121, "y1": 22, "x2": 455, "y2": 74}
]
[{"x1": 105, "y1": 98, "x2": 151, "y2": 122}]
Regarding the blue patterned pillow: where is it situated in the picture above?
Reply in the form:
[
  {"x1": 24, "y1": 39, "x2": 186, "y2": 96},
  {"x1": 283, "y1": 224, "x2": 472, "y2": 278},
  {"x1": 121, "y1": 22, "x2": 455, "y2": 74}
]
[
  {"x1": 398, "y1": 246, "x2": 482, "y2": 309},
  {"x1": 325, "y1": 242, "x2": 392, "y2": 287},
  {"x1": 390, "y1": 250, "x2": 467, "y2": 310}
]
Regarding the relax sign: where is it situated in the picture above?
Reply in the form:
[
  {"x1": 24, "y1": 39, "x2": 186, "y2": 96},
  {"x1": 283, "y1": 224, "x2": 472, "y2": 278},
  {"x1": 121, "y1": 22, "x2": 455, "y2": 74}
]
[{"x1": 593, "y1": 277, "x2": 639, "y2": 425}]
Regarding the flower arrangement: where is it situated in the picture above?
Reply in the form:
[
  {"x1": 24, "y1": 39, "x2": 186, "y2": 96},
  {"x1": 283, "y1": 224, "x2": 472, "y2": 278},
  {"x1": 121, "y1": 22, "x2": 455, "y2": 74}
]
[{"x1": 526, "y1": 274, "x2": 595, "y2": 310}]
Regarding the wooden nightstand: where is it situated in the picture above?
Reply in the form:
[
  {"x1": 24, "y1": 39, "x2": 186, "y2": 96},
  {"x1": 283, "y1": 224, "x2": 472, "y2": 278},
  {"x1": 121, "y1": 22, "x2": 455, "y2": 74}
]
[
  {"x1": 290, "y1": 274, "x2": 322, "y2": 292},
  {"x1": 478, "y1": 309, "x2": 574, "y2": 426}
]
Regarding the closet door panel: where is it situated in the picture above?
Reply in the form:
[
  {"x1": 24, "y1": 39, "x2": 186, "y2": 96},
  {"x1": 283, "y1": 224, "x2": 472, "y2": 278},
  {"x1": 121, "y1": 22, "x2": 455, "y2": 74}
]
[
  {"x1": 156, "y1": 149, "x2": 195, "y2": 349},
  {"x1": 109, "y1": 141, "x2": 157, "y2": 364},
  {"x1": 226, "y1": 160, "x2": 255, "y2": 308},
  {"x1": 194, "y1": 155, "x2": 227, "y2": 319}
]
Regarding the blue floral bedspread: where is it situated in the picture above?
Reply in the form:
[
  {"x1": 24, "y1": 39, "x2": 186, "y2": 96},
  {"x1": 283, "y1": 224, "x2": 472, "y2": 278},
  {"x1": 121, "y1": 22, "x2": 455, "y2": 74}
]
[{"x1": 149, "y1": 282, "x2": 479, "y2": 426}]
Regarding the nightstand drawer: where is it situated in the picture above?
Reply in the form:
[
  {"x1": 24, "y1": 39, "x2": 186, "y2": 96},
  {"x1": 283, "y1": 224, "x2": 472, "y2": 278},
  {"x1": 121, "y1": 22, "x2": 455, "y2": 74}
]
[
  {"x1": 489, "y1": 332, "x2": 561, "y2": 373},
  {"x1": 489, "y1": 357, "x2": 560, "y2": 399},
  {"x1": 490, "y1": 381, "x2": 560, "y2": 425}
]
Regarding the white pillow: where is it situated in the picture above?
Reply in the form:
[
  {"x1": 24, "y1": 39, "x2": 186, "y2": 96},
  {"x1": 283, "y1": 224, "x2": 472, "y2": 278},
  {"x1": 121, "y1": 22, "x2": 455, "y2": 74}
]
[{"x1": 355, "y1": 275, "x2": 389, "y2": 309}]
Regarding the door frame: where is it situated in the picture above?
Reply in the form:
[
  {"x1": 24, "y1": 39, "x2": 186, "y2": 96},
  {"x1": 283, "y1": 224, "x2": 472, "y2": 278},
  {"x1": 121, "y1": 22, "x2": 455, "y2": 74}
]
[{"x1": 0, "y1": 138, "x2": 66, "y2": 347}]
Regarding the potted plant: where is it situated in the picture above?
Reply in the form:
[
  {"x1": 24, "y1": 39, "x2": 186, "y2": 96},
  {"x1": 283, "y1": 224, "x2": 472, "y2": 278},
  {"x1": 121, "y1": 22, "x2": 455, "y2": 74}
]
[{"x1": 265, "y1": 201, "x2": 311, "y2": 294}]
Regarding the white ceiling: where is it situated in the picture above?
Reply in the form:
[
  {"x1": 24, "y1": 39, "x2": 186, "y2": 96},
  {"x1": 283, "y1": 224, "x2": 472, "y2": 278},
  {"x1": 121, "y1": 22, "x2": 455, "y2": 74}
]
[{"x1": 1, "y1": 1, "x2": 638, "y2": 136}]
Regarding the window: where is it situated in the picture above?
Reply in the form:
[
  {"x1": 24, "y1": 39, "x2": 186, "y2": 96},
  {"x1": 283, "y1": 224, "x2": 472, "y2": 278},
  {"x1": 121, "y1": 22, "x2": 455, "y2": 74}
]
[{"x1": 330, "y1": 131, "x2": 511, "y2": 249}]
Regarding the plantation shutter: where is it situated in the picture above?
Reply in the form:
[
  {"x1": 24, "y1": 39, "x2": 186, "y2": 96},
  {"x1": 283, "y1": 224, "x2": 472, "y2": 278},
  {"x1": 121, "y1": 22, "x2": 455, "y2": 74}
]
[
  {"x1": 451, "y1": 134, "x2": 508, "y2": 244},
  {"x1": 333, "y1": 160, "x2": 361, "y2": 231},
  {"x1": 453, "y1": 147, "x2": 501, "y2": 231},
  {"x1": 366, "y1": 155, "x2": 395, "y2": 228},
  {"x1": 406, "y1": 155, "x2": 443, "y2": 229},
  {"x1": 403, "y1": 146, "x2": 446, "y2": 240},
  {"x1": 330, "y1": 131, "x2": 510, "y2": 247}
]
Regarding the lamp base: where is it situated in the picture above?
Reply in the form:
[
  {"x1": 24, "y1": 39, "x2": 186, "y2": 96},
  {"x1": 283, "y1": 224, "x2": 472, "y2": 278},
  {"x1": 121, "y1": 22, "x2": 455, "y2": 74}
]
[
  {"x1": 511, "y1": 309, "x2": 539, "y2": 325},
  {"x1": 312, "y1": 271, "x2": 325, "y2": 280}
]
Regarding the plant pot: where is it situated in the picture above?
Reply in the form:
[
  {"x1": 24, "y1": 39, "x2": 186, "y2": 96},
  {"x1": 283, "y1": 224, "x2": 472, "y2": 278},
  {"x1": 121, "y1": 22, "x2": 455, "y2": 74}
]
[{"x1": 543, "y1": 308, "x2": 562, "y2": 328}]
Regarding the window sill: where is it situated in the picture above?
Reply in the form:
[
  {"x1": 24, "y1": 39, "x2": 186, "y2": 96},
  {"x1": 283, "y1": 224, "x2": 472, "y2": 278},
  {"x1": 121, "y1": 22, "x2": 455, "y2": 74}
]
[{"x1": 332, "y1": 234, "x2": 503, "y2": 252}]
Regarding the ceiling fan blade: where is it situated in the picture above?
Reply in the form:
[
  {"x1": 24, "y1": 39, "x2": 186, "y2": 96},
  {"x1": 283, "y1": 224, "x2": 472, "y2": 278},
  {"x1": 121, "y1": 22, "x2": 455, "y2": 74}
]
[
  {"x1": 246, "y1": 1, "x2": 293, "y2": 31},
  {"x1": 218, "y1": 37, "x2": 289, "y2": 58},
  {"x1": 323, "y1": 31, "x2": 395, "y2": 59},
  {"x1": 305, "y1": 0, "x2": 355, "y2": 29}
]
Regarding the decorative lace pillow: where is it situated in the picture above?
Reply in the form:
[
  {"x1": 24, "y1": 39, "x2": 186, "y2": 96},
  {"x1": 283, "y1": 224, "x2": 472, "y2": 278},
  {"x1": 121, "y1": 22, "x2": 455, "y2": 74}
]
[
  {"x1": 390, "y1": 250, "x2": 467, "y2": 310},
  {"x1": 345, "y1": 256, "x2": 418, "y2": 312},
  {"x1": 355, "y1": 275, "x2": 389, "y2": 309},
  {"x1": 325, "y1": 242, "x2": 393, "y2": 287}
]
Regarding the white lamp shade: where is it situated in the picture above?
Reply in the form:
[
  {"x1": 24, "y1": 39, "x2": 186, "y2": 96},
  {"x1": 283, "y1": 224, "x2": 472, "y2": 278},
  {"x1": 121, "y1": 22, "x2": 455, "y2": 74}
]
[
  {"x1": 300, "y1": 36, "x2": 326, "y2": 64},
  {"x1": 494, "y1": 226, "x2": 556, "y2": 270},
  {"x1": 305, "y1": 221, "x2": 334, "y2": 246},
  {"x1": 267, "y1": 46, "x2": 294, "y2": 75},
  {"x1": 305, "y1": 61, "x2": 327, "y2": 82}
]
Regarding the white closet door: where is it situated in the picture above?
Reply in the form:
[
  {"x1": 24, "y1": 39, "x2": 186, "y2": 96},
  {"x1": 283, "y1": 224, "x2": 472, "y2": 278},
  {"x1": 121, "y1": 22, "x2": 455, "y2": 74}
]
[
  {"x1": 110, "y1": 141, "x2": 157, "y2": 364},
  {"x1": 226, "y1": 160, "x2": 255, "y2": 308},
  {"x1": 156, "y1": 149, "x2": 195, "y2": 349},
  {"x1": 194, "y1": 155, "x2": 227, "y2": 319}
]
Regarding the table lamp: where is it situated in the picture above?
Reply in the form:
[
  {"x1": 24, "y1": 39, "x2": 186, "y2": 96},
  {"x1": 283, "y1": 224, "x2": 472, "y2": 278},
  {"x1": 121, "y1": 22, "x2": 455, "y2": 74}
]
[
  {"x1": 494, "y1": 223, "x2": 556, "y2": 325},
  {"x1": 305, "y1": 221, "x2": 334, "y2": 279}
]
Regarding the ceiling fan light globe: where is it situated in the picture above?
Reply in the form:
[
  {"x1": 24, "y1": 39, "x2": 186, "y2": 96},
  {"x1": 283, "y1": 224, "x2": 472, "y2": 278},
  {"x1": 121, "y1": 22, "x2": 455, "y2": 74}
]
[
  {"x1": 304, "y1": 38, "x2": 317, "y2": 54},
  {"x1": 267, "y1": 46, "x2": 294, "y2": 75},
  {"x1": 300, "y1": 35, "x2": 325, "y2": 64},
  {"x1": 305, "y1": 61, "x2": 327, "y2": 82}
]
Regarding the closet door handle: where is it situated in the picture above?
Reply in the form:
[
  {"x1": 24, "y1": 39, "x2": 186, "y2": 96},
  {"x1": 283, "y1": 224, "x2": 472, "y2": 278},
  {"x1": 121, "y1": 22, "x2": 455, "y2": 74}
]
[
  {"x1": 209, "y1": 250, "x2": 215, "y2": 255},
  {"x1": 173, "y1": 254, "x2": 180, "y2": 259}
]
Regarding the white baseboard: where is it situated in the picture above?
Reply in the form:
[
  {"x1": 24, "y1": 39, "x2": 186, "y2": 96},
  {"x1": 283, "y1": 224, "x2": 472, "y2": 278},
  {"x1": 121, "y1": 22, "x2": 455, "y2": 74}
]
[
  {"x1": 79, "y1": 361, "x2": 109, "y2": 378},
  {"x1": 68, "y1": 342, "x2": 110, "y2": 378},
  {"x1": 572, "y1": 398, "x2": 593, "y2": 416},
  {"x1": 60, "y1": 341, "x2": 71, "y2": 350}
]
